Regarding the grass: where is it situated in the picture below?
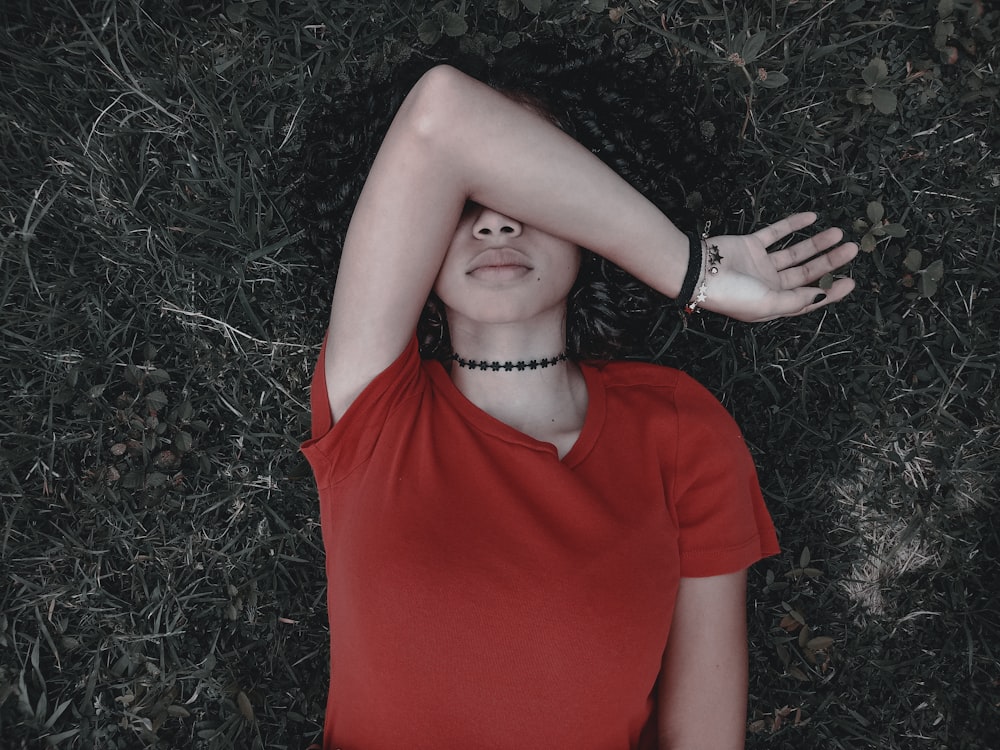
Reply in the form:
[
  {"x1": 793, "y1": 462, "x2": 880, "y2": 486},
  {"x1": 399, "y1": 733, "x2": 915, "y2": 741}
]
[{"x1": 1, "y1": 0, "x2": 998, "y2": 748}]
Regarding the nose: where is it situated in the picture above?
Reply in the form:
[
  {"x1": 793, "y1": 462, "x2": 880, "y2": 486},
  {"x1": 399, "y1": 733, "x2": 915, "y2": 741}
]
[{"x1": 471, "y1": 207, "x2": 522, "y2": 239}]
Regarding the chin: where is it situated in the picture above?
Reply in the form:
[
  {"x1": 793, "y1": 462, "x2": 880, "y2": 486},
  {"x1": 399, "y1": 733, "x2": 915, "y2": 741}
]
[{"x1": 443, "y1": 298, "x2": 569, "y2": 330}]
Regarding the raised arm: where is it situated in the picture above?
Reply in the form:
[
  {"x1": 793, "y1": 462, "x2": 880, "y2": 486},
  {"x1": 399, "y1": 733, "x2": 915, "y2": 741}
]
[
  {"x1": 326, "y1": 63, "x2": 691, "y2": 420},
  {"x1": 324, "y1": 65, "x2": 857, "y2": 418}
]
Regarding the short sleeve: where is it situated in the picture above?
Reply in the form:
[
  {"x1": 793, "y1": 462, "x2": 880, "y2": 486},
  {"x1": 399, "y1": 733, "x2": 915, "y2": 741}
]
[
  {"x1": 300, "y1": 335, "x2": 424, "y2": 489},
  {"x1": 667, "y1": 373, "x2": 780, "y2": 577}
]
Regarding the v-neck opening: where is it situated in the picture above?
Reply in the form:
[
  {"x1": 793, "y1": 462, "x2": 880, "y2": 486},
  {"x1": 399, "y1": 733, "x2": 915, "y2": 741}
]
[{"x1": 426, "y1": 360, "x2": 605, "y2": 467}]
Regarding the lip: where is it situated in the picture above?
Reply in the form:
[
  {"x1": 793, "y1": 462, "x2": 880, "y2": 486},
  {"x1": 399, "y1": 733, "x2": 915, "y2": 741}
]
[{"x1": 467, "y1": 247, "x2": 533, "y2": 274}]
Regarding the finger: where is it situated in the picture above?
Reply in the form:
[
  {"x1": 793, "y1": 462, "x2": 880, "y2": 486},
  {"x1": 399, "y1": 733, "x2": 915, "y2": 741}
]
[
  {"x1": 776, "y1": 241, "x2": 859, "y2": 288},
  {"x1": 770, "y1": 227, "x2": 846, "y2": 271},
  {"x1": 755, "y1": 277, "x2": 857, "y2": 321},
  {"x1": 751, "y1": 212, "x2": 817, "y2": 248}
]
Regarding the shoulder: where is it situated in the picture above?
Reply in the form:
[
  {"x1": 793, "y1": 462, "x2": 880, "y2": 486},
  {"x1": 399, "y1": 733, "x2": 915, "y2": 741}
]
[
  {"x1": 588, "y1": 359, "x2": 728, "y2": 411},
  {"x1": 588, "y1": 359, "x2": 741, "y2": 436},
  {"x1": 587, "y1": 358, "x2": 683, "y2": 390}
]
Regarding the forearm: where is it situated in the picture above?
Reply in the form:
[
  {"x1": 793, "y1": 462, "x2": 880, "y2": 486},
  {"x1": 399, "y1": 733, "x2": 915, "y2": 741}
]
[
  {"x1": 658, "y1": 572, "x2": 749, "y2": 749},
  {"x1": 419, "y1": 65, "x2": 691, "y2": 297},
  {"x1": 659, "y1": 643, "x2": 748, "y2": 750}
]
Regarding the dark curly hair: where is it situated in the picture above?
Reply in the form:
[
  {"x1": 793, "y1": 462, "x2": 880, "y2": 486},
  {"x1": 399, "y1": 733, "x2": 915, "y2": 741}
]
[{"x1": 296, "y1": 38, "x2": 743, "y2": 361}]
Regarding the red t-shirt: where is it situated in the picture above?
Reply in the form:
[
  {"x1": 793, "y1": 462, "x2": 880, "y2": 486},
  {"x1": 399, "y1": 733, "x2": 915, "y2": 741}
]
[{"x1": 301, "y1": 337, "x2": 779, "y2": 750}]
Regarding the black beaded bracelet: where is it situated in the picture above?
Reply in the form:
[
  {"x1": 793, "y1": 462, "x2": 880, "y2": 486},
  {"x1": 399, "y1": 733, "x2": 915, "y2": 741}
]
[{"x1": 677, "y1": 229, "x2": 703, "y2": 304}]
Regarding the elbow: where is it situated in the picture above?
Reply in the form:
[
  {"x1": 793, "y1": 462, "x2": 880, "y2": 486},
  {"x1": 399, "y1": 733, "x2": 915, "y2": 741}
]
[{"x1": 397, "y1": 64, "x2": 468, "y2": 146}]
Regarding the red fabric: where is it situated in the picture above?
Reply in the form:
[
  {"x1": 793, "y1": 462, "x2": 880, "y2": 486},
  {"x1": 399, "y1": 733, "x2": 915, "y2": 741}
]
[{"x1": 301, "y1": 337, "x2": 779, "y2": 750}]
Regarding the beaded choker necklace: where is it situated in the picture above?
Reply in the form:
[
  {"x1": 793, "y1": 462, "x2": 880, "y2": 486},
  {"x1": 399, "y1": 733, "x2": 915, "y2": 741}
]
[{"x1": 450, "y1": 352, "x2": 568, "y2": 372}]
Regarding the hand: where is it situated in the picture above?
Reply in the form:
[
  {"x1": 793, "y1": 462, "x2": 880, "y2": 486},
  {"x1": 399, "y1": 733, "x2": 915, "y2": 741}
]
[{"x1": 698, "y1": 212, "x2": 858, "y2": 323}]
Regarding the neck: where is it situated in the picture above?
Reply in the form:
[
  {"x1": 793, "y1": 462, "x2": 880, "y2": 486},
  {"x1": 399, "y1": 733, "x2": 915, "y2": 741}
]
[
  {"x1": 444, "y1": 317, "x2": 585, "y2": 435},
  {"x1": 448, "y1": 353, "x2": 584, "y2": 441},
  {"x1": 446, "y1": 315, "x2": 567, "y2": 365},
  {"x1": 450, "y1": 351, "x2": 567, "y2": 372}
]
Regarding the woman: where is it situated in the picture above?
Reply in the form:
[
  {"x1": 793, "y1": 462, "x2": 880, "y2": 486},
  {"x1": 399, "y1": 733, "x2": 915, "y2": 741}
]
[{"x1": 300, "y1": 57, "x2": 857, "y2": 749}]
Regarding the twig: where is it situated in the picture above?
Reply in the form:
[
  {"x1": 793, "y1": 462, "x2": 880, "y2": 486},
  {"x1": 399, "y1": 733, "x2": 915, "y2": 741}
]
[{"x1": 158, "y1": 300, "x2": 314, "y2": 352}]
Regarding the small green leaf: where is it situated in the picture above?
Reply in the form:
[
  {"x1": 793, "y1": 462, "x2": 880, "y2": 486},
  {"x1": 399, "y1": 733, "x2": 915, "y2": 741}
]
[
  {"x1": 917, "y1": 261, "x2": 943, "y2": 298},
  {"x1": 521, "y1": 0, "x2": 542, "y2": 14},
  {"x1": 122, "y1": 470, "x2": 144, "y2": 489},
  {"x1": 918, "y1": 274, "x2": 939, "y2": 298},
  {"x1": 799, "y1": 547, "x2": 811, "y2": 568},
  {"x1": 146, "y1": 390, "x2": 168, "y2": 411},
  {"x1": 883, "y1": 223, "x2": 907, "y2": 238},
  {"x1": 935, "y1": 19, "x2": 955, "y2": 49},
  {"x1": 174, "y1": 431, "x2": 194, "y2": 453},
  {"x1": 903, "y1": 249, "x2": 923, "y2": 271},
  {"x1": 442, "y1": 12, "x2": 467, "y2": 37},
  {"x1": 501, "y1": 31, "x2": 521, "y2": 47},
  {"x1": 587, "y1": 0, "x2": 608, "y2": 13},
  {"x1": 867, "y1": 201, "x2": 885, "y2": 224},
  {"x1": 225, "y1": 3, "x2": 248, "y2": 22},
  {"x1": 758, "y1": 71, "x2": 789, "y2": 89},
  {"x1": 237, "y1": 690, "x2": 254, "y2": 722},
  {"x1": 417, "y1": 18, "x2": 442, "y2": 46},
  {"x1": 872, "y1": 87, "x2": 897, "y2": 114},
  {"x1": 862, "y1": 57, "x2": 888, "y2": 86},
  {"x1": 855, "y1": 90, "x2": 873, "y2": 106},
  {"x1": 861, "y1": 232, "x2": 876, "y2": 253},
  {"x1": 799, "y1": 624, "x2": 813, "y2": 649},
  {"x1": 176, "y1": 400, "x2": 193, "y2": 422},
  {"x1": 147, "y1": 369, "x2": 170, "y2": 384},
  {"x1": 498, "y1": 0, "x2": 520, "y2": 19},
  {"x1": 742, "y1": 30, "x2": 768, "y2": 64},
  {"x1": 43, "y1": 728, "x2": 79, "y2": 745},
  {"x1": 924, "y1": 259, "x2": 944, "y2": 283},
  {"x1": 938, "y1": 0, "x2": 953, "y2": 17}
]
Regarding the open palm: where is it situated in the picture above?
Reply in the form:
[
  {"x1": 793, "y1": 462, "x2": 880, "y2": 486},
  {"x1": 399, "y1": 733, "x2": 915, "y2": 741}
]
[{"x1": 701, "y1": 213, "x2": 859, "y2": 323}]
